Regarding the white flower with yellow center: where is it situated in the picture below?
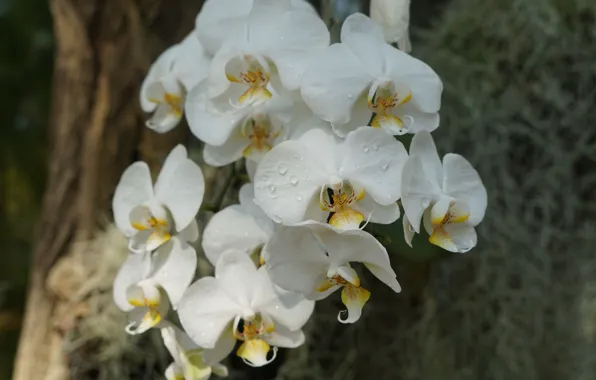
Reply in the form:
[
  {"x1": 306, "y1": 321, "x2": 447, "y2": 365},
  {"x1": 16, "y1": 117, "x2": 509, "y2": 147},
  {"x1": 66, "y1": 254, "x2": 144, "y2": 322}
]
[
  {"x1": 401, "y1": 131, "x2": 487, "y2": 252},
  {"x1": 370, "y1": 0, "x2": 412, "y2": 52},
  {"x1": 202, "y1": 184, "x2": 274, "y2": 266},
  {"x1": 140, "y1": 32, "x2": 211, "y2": 133},
  {"x1": 264, "y1": 222, "x2": 401, "y2": 323},
  {"x1": 161, "y1": 324, "x2": 228, "y2": 380},
  {"x1": 301, "y1": 13, "x2": 442, "y2": 137},
  {"x1": 178, "y1": 250, "x2": 314, "y2": 367},
  {"x1": 113, "y1": 237, "x2": 197, "y2": 335},
  {"x1": 113, "y1": 145, "x2": 204, "y2": 253},
  {"x1": 253, "y1": 127, "x2": 408, "y2": 230},
  {"x1": 185, "y1": 81, "x2": 294, "y2": 166},
  {"x1": 202, "y1": 0, "x2": 329, "y2": 109}
]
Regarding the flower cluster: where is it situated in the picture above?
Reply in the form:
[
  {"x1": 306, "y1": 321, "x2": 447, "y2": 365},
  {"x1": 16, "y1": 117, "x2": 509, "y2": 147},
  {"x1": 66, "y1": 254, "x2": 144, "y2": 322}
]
[{"x1": 112, "y1": 0, "x2": 487, "y2": 378}]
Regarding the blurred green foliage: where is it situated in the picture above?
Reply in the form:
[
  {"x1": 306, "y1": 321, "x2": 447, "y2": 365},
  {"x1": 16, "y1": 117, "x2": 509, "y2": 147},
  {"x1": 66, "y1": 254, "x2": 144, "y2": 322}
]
[{"x1": 0, "y1": 0, "x2": 52, "y2": 377}]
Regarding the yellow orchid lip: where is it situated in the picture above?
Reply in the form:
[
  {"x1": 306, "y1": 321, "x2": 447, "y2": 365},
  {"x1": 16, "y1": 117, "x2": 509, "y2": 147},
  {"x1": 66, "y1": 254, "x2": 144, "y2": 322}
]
[
  {"x1": 428, "y1": 200, "x2": 471, "y2": 250},
  {"x1": 125, "y1": 291, "x2": 164, "y2": 335},
  {"x1": 130, "y1": 206, "x2": 172, "y2": 251},
  {"x1": 148, "y1": 92, "x2": 183, "y2": 117},
  {"x1": 233, "y1": 314, "x2": 278, "y2": 367},
  {"x1": 316, "y1": 272, "x2": 370, "y2": 324},
  {"x1": 240, "y1": 115, "x2": 280, "y2": 159},
  {"x1": 320, "y1": 181, "x2": 365, "y2": 229},
  {"x1": 367, "y1": 81, "x2": 412, "y2": 132},
  {"x1": 227, "y1": 56, "x2": 272, "y2": 106}
]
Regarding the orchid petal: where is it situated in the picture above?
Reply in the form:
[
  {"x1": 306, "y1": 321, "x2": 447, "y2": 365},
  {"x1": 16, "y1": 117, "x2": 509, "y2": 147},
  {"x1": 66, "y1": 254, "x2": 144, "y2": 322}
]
[
  {"x1": 313, "y1": 223, "x2": 401, "y2": 293},
  {"x1": 178, "y1": 277, "x2": 242, "y2": 348},
  {"x1": 265, "y1": 226, "x2": 330, "y2": 297},
  {"x1": 215, "y1": 250, "x2": 260, "y2": 311},
  {"x1": 401, "y1": 155, "x2": 440, "y2": 233},
  {"x1": 203, "y1": 327, "x2": 236, "y2": 366},
  {"x1": 442, "y1": 153, "x2": 487, "y2": 226},
  {"x1": 153, "y1": 147, "x2": 205, "y2": 232},
  {"x1": 113, "y1": 162, "x2": 153, "y2": 237},
  {"x1": 113, "y1": 252, "x2": 152, "y2": 312},
  {"x1": 202, "y1": 205, "x2": 271, "y2": 266},
  {"x1": 339, "y1": 126, "x2": 408, "y2": 205},
  {"x1": 256, "y1": 267, "x2": 314, "y2": 331},
  {"x1": 150, "y1": 238, "x2": 197, "y2": 308},
  {"x1": 253, "y1": 129, "x2": 335, "y2": 225},
  {"x1": 186, "y1": 82, "x2": 248, "y2": 146},
  {"x1": 383, "y1": 44, "x2": 442, "y2": 113},
  {"x1": 301, "y1": 43, "x2": 372, "y2": 125}
]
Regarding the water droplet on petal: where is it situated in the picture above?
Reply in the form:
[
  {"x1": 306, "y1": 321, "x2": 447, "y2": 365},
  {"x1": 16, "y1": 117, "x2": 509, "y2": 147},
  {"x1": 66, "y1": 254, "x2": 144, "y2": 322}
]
[
  {"x1": 290, "y1": 176, "x2": 299, "y2": 186},
  {"x1": 269, "y1": 185, "x2": 276, "y2": 193},
  {"x1": 381, "y1": 162, "x2": 390, "y2": 171},
  {"x1": 296, "y1": 194, "x2": 303, "y2": 201},
  {"x1": 278, "y1": 164, "x2": 288, "y2": 175},
  {"x1": 363, "y1": 145, "x2": 369, "y2": 153},
  {"x1": 373, "y1": 144, "x2": 379, "y2": 151}
]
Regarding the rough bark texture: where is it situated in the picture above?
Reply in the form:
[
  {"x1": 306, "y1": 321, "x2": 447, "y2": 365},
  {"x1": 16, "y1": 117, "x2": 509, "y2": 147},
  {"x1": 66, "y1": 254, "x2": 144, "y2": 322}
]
[{"x1": 12, "y1": 1, "x2": 199, "y2": 379}]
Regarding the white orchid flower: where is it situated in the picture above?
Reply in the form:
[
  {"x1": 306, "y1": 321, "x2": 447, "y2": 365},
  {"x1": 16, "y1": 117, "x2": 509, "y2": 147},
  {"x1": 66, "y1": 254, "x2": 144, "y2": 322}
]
[
  {"x1": 185, "y1": 81, "x2": 293, "y2": 166},
  {"x1": 113, "y1": 145, "x2": 204, "y2": 253},
  {"x1": 253, "y1": 127, "x2": 408, "y2": 230},
  {"x1": 113, "y1": 238, "x2": 197, "y2": 335},
  {"x1": 161, "y1": 324, "x2": 228, "y2": 380},
  {"x1": 195, "y1": 0, "x2": 317, "y2": 57},
  {"x1": 202, "y1": 0, "x2": 329, "y2": 108},
  {"x1": 401, "y1": 131, "x2": 487, "y2": 252},
  {"x1": 140, "y1": 32, "x2": 211, "y2": 133},
  {"x1": 178, "y1": 250, "x2": 314, "y2": 367},
  {"x1": 202, "y1": 183, "x2": 274, "y2": 266},
  {"x1": 370, "y1": 0, "x2": 412, "y2": 52},
  {"x1": 301, "y1": 13, "x2": 442, "y2": 137},
  {"x1": 264, "y1": 222, "x2": 401, "y2": 323}
]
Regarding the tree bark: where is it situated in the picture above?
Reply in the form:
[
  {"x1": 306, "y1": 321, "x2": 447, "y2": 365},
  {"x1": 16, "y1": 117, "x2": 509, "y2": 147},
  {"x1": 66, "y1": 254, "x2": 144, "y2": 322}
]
[{"x1": 13, "y1": 1, "x2": 200, "y2": 379}]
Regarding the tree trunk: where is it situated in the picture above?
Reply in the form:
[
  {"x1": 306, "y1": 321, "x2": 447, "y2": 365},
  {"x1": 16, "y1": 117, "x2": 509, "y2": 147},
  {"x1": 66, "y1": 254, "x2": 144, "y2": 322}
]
[{"x1": 12, "y1": 1, "x2": 200, "y2": 379}]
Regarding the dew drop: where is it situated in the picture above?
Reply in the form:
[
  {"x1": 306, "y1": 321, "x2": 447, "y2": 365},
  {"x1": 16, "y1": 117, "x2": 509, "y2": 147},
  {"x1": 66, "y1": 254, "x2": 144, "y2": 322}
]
[
  {"x1": 278, "y1": 164, "x2": 288, "y2": 175},
  {"x1": 373, "y1": 144, "x2": 379, "y2": 151},
  {"x1": 290, "y1": 176, "x2": 299, "y2": 186},
  {"x1": 381, "y1": 162, "x2": 390, "y2": 171},
  {"x1": 296, "y1": 194, "x2": 303, "y2": 201},
  {"x1": 269, "y1": 185, "x2": 276, "y2": 193},
  {"x1": 363, "y1": 145, "x2": 369, "y2": 153}
]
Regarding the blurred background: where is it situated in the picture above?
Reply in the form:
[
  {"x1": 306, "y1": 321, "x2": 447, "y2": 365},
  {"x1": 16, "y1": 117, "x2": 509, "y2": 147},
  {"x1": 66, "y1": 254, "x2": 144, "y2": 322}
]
[{"x1": 1, "y1": 0, "x2": 595, "y2": 379}]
